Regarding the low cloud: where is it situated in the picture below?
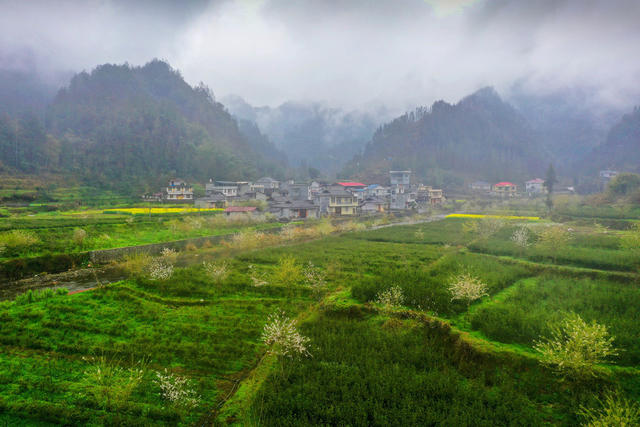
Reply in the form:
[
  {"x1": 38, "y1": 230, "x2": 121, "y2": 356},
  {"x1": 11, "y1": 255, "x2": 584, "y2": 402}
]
[{"x1": 0, "y1": 0, "x2": 638, "y2": 113}]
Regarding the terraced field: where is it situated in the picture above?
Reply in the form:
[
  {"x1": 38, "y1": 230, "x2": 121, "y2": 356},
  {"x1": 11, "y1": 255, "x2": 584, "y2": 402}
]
[{"x1": 0, "y1": 216, "x2": 638, "y2": 425}]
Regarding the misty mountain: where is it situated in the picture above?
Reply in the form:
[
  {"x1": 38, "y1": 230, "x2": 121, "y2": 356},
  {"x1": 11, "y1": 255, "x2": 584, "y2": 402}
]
[
  {"x1": 583, "y1": 107, "x2": 640, "y2": 174},
  {"x1": 0, "y1": 60, "x2": 287, "y2": 191},
  {"x1": 508, "y1": 87, "x2": 622, "y2": 168},
  {"x1": 222, "y1": 95, "x2": 381, "y2": 174},
  {"x1": 0, "y1": 69, "x2": 60, "y2": 118},
  {"x1": 342, "y1": 87, "x2": 549, "y2": 187}
]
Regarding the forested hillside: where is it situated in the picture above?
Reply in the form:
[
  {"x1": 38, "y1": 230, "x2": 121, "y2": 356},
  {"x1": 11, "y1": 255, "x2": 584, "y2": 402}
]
[
  {"x1": 342, "y1": 87, "x2": 549, "y2": 187},
  {"x1": 584, "y1": 107, "x2": 640, "y2": 174},
  {"x1": 0, "y1": 60, "x2": 286, "y2": 193}
]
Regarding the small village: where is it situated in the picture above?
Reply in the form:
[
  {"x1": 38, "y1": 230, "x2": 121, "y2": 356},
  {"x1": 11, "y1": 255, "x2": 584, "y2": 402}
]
[{"x1": 143, "y1": 169, "x2": 606, "y2": 221}]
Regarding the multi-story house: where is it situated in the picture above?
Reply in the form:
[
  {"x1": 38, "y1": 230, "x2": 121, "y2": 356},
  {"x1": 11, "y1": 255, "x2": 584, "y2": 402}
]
[
  {"x1": 315, "y1": 187, "x2": 358, "y2": 216},
  {"x1": 525, "y1": 178, "x2": 546, "y2": 195},
  {"x1": 492, "y1": 182, "x2": 517, "y2": 197},
  {"x1": 390, "y1": 170, "x2": 411, "y2": 190},
  {"x1": 165, "y1": 179, "x2": 193, "y2": 201}
]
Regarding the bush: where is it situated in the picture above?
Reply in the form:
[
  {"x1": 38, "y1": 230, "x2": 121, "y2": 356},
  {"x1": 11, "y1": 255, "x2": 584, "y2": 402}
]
[
  {"x1": 274, "y1": 255, "x2": 302, "y2": 287},
  {"x1": 0, "y1": 229, "x2": 40, "y2": 252},
  {"x1": 534, "y1": 313, "x2": 617, "y2": 377},
  {"x1": 579, "y1": 392, "x2": 640, "y2": 426},
  {"x1": 72, "y1": 228, "x2": 87, "y2": 247}
]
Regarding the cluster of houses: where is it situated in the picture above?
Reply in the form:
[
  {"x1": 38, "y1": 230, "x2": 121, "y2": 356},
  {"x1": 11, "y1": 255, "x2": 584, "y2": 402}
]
[
  {"x1": 470, "y1": 178, "x2": 577, "y2": 197},
  {"x1": 469, "y1": 180, "x2": 544, "y2": 197},
  {"x1": 149, "y1": 171, "x2": 445, "y2": 221}
]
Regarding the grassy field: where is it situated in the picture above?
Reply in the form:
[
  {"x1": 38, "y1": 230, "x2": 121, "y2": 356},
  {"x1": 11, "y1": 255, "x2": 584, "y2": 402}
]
[
  {"x1": 0, "y1": 214, "x2": 639, "y2": 425},
  {"x1": 0, "y1": 211, "x2": 281, "y2": 261}
]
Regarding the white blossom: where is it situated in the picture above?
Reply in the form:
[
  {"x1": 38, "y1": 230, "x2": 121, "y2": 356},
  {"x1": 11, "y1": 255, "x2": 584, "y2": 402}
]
[
  {"x1": 261, "y1": 311, "x2": 311, "y2": 358},
  {"x1": 154, "y1": 369, "x2": 200, "y2": 408},
  {"x1": 448, "y1": 272, "x2": 488, "y2": 306},
  {"x1": 375, "y1": 286, "x2": 405, "y2": 312}
]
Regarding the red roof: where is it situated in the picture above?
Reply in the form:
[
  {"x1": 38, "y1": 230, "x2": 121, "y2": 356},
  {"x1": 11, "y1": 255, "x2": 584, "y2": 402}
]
[
  {"x1": 338, "y1": 182, "x2": 366, "y2": 187},
  {"x1": 224, "y1": 206, "x2": 257, "y2": 212},
  {"x1": 526, "y1": 178, "x2": 545, "y2": 184},
  {"x1": 494, "y1": 182, "x2": 516, "y2": 187}
]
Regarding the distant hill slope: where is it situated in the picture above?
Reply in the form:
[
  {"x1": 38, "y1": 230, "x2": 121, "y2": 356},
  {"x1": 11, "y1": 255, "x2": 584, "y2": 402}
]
[
  {"x1": 508, "y1": 87, "x2": 622, "y2": 169},
  {"x1": 42, "y1": 60, "x2": 287, "y2": 190},
  {"x1": 223, "y1": 95, "x2": 380, "y2": 174},
  {"x1": 342, "y1": 87, "x2": 548, "y2": 187},
  {"x1": 583, "y1": 107, "x2": 640, "y2": 174}
]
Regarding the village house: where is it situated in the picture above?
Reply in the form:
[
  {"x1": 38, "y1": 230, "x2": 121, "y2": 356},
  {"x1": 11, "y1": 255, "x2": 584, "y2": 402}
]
[
  {"x1": 525, "y1": 178, "x2": 546, "y2": 195},
  {"x1": 206, "y1": 181, "x2": 237, "y2": 197},
  {"x1": 195, "y1": 192, "x2": 227, "y2": 208},
  {"x1": 360, "y1": 197, "x2": 388, "y2": 213},
  {"x1": 269, "y1": 199, "x2": 320, "y2": 220},
  {"x1": 390, "y1": 189, "x2": 414, "y2": 210},
  {"x1": 428, "y1": 188, "x2": 444, "y2": 205},
  {"x1": 415, "y1": 185, "x2": 432, "y2": 203},
  {"x1": 251, "y1": 177, "x2": 280, "y2": 196},
  {"x1": 492, "y1": 182, "x2": 517, "y2": 197},
  {"x1": 315, "y1": 187, "x2": 358, "y2": 216},
  {"x1": 165, "y1": 179, "x2": 193, "y2": 202},
  {"x1": 223, "y1": 206, "x2": 257, "y2": 218},
  {"x1": 281, "y1": 182, "x2": 311, "y2": 201},
  {"x1": 470, "y1": 181, "x2": 491, "y2": 192},
  {"x1": 366, "y1": 184, "x2": 389, "y2": 198},
  {"x1": 309, "y1": 181, "x2": 323, "y2": 199},
  {"x1": 390, "y1": 170, "x2": 411, "y2": 190}
]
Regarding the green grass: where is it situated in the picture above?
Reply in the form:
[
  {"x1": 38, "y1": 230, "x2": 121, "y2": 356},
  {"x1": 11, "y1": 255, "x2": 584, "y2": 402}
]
[
  {"x1": 469, "y1": 224, "x2": 638, "y2": 272},
  {"x1": 0, "y1": 265, "x2": 314, "y2": 425},
  {"x1": 469, "y1": 276, "x2": 640, "y2": 366},
  {"x1": 0, "y1": 214, "x2": 282, "y2": 260},
  {"x1": 245, "y1": 310, "x2": 600, "y2": 426},
  {"x1": 1, "y1": 213, "x2": 640, "y2": 425}
]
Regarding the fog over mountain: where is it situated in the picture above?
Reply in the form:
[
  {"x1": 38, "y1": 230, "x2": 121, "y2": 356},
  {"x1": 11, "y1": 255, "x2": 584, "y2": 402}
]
[{"x1": 1, "y1": 0, "x2": 639, "y2": 115}]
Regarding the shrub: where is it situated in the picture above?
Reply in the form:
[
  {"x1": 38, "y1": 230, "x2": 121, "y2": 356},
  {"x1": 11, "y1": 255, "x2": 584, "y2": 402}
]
[
  {"x1": 274, "y1": 255, "x2": 302, "y2": 287},
  {"x1": 537, "y1": 226, "x2": 571, "y2": 262},
  {"x1": 72, "y1": 228, "x2": 87, "y2": 247},
  {"x1": 154, "y1": 369, "x2": 200, "y2": 410},
  {"x1": 147, "y1": 257, "x2": 174, "y2": 280},
  {"x1": 14, "y1": 287, "x2": 68, "y2": 305},
  {"x1": 579, "y1": 392, "x2": 640, "y2": 426},
  {"x1": 534, "y1": 313, "x2": 617, "y2": 377},
  {"x1": 511, "y1": 226, "x2": 531, "y2": 249},
  {"x1": 82, "y1": 355, "x2": 145, "y2": 410},
  {"x1": 448, "y1": 272, "x2": 488, "y2": 308},
  {"x1": 375, "y1": 286, "x2": 405, "y2": 313},
  {"x1": 120, "y1": 253, "x2": 153, "y2": 276},
  {"x1": 303, "y1": 262, "x2": 327, "y2": 291},
  {"x1": 478, "y1": 218, "x2": 504, "y2": 239},
  {"x1": 0, "y1": 229, "x2": 40, "y2": 252},
  {"x1": 261, "y1": 311, "x2": 311, "y2": 358},
  {"x1": 161, "y1": 247, "x2": 177, "y2": 258},
  {"x1": 203, "y1": 261, "x2": 229, "y2": 284}
]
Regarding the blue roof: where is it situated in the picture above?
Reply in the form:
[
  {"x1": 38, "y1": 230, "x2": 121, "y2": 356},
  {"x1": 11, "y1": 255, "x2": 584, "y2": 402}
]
[{"x1": 368, "y1": 184, "x2": 380, "y2": 189}]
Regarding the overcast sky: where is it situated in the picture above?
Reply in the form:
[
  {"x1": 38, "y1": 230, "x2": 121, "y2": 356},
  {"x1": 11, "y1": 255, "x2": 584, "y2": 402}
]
[{"x1": 1, "y1": 0, "x2": 639, "y2": 113}]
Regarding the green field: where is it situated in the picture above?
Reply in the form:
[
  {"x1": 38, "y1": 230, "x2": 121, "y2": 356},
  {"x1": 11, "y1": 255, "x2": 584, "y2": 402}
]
[
  {"x1": 0, "y1": 215, "x2": 639, "y2": 425},
  {"x1": 0, "y1": 211, "x2": 281, "y2": 261}
]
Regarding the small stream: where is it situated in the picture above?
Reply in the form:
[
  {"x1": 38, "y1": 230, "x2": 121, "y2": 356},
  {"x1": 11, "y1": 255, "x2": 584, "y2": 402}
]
[{"x1": 0, "y1": 266, "x2": 127, "y2": 300}]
